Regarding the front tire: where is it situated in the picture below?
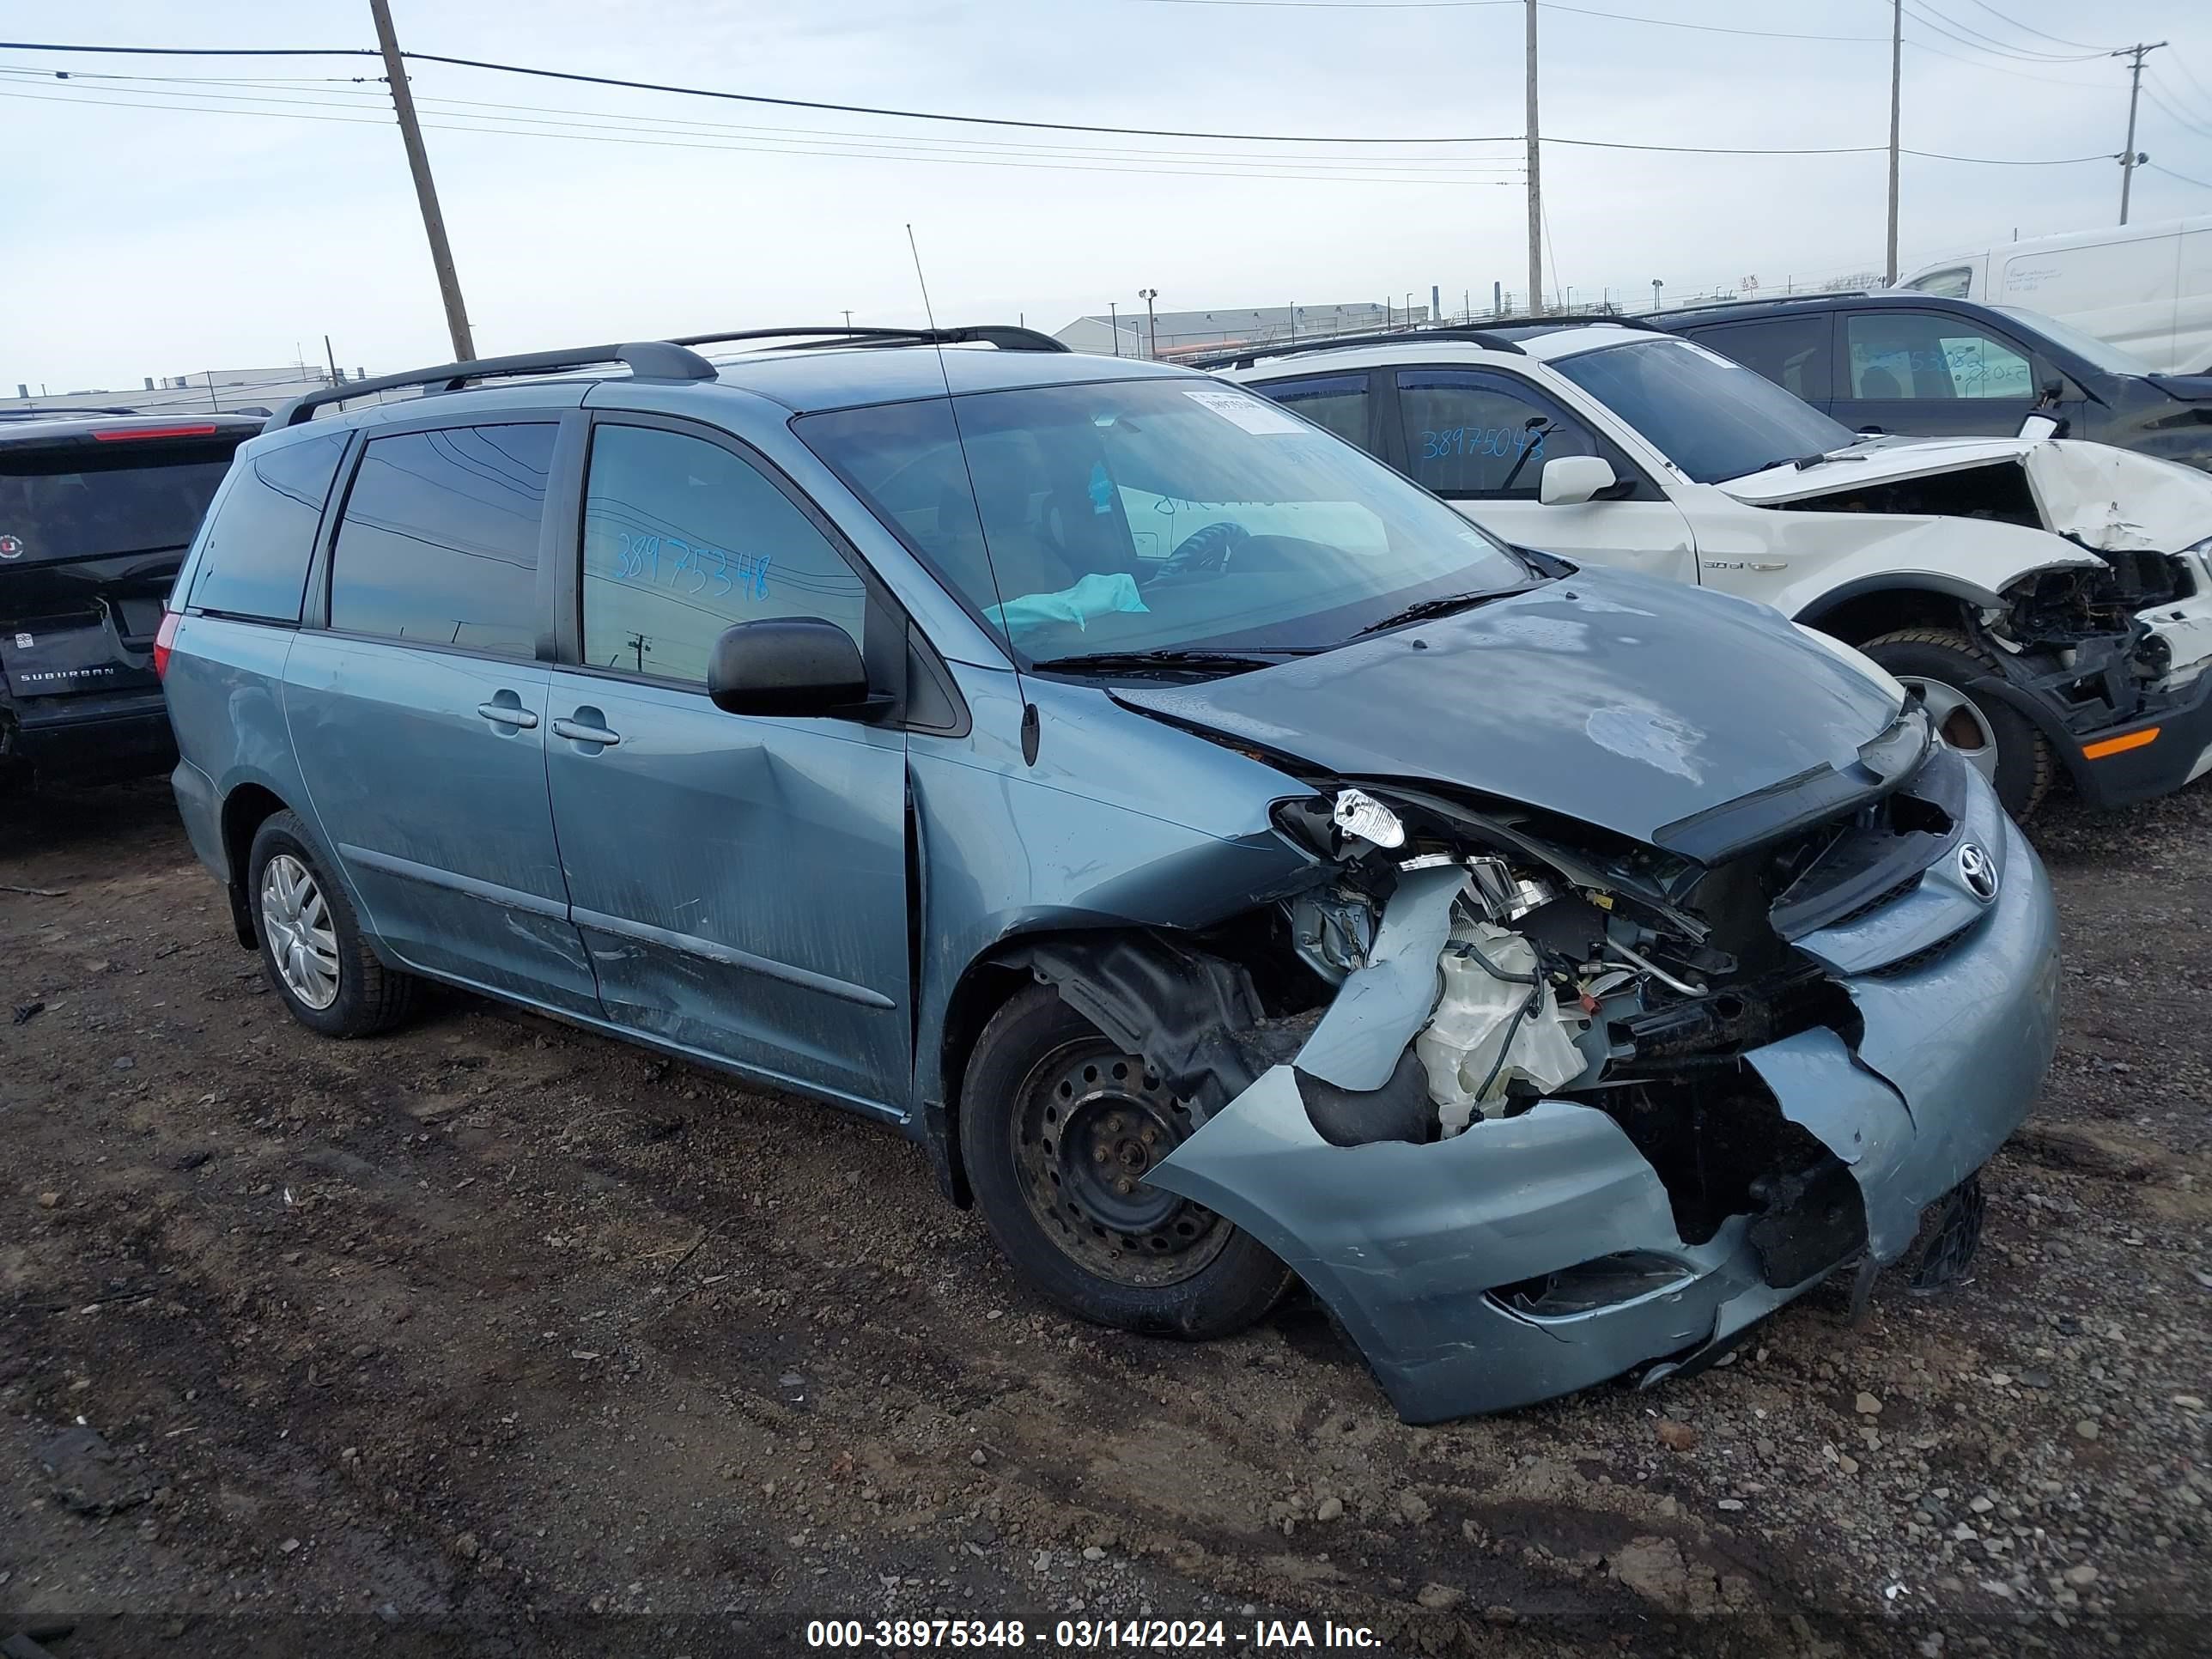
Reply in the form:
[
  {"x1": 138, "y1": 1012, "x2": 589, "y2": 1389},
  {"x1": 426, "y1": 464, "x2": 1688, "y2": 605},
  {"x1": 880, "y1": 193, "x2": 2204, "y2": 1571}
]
[
  {"x1": 1861, "y1": 627, "x2": 2054, "y2": 818},
  {"x1": 959, "y1": 985, "x2": 1291, "y2": 1338},
  {"x1": 247, "y1": 811, "x2": 416, "y2": 1038}
]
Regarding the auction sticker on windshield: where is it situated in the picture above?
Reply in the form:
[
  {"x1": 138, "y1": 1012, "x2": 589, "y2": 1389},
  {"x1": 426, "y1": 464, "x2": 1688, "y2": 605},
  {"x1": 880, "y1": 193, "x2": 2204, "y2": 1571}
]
[{"x1": 1180, "y1": 386, "x2": 1307, "y2": 436}]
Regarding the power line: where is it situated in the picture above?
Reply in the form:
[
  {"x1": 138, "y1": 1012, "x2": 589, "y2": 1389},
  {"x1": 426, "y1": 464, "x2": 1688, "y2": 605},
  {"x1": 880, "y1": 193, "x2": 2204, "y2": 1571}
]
[
  {"x1": 1944, "y1": 0, "x2": 2109, "y2": 53},
  {"x1": 2145, "y1": 161, "x2": 2212, "y2": 193},
  {"x1": 0, "y1": 37, "x2": 1517, "y2": 143},
  {"x1": 1901, "y1": 0, "x2": 2108, "y2": 62},
  {"x1": 2143, "y1": 87, "x2": 2212, "y2": 143},
  {"x1": 0, "y1": 35, "x2": 2134, "y2": 165},
  {"x1": 0, "y1": 68, "x2": 1528, "y2": 168},
  {"x1": 0, "y1": 86, "x2": 1527, "y2": 185},
  {"x1": 1125, "y1": 0, "x2": 1887, "y2": 40},
  {"x1": 2167, "y1": 52, "x2": 2212, "y2": 110}
]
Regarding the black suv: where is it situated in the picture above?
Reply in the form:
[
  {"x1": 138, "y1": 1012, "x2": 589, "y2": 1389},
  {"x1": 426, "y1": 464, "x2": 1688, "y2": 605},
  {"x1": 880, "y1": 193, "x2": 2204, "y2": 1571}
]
[
  {"x1": 1655, "y1": 291, "x2": 2212, "y2": 472},
  {"x1": 0, "y1": 411, "x2": 261, "y2": 788}
]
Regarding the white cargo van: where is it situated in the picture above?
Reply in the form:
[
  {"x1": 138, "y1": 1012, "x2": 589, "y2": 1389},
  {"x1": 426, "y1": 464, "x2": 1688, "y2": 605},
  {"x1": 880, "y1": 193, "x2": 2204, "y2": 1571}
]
[{"x1": 1895, "y1": 216, "x2": 2212, "y2": 374}]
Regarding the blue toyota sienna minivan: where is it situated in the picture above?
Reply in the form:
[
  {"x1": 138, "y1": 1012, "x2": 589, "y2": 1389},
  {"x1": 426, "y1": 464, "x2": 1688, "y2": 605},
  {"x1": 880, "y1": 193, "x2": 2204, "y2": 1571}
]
[{"x1": 161, "y1": 325, "x2": 2059, "y2": 1421}]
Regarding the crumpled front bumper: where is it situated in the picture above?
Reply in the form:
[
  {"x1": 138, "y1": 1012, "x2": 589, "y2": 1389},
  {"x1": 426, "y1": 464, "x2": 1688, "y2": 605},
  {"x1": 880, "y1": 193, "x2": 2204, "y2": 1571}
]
[{"x1": 1147, "y1": 784, "x2": 2060, "y2": 1425}]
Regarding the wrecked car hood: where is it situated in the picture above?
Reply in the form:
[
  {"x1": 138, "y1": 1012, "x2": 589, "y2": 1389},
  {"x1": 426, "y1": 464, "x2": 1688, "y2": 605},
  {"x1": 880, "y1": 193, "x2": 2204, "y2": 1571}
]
[
  {"x1": 1114, "y1": 568, "x2": 1905, "y2": 848},
  {"x1": 1718, "y1": 435, "x2": 2039, "y2": 505},
  {"x1": 1721, "y1": 436, "x2": 2212, "y2": 552}
]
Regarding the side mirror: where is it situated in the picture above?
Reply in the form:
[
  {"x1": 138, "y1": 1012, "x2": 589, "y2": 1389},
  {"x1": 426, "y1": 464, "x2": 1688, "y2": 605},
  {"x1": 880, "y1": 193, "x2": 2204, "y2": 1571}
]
[
  {"x1": 2018, "y1": 411, "x2": 2067, "y2": 442},
  {"x1": 1537, "y1": 455, "x2": 1619, "y2": 506},
  {"x1": 707, "y1": 618, "x2": 876, "y2": 718}
]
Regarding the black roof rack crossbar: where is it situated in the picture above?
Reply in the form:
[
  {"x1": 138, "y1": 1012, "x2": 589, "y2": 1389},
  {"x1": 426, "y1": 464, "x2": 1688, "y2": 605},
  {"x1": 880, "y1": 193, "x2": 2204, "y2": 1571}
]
[
  {"x1": 1487, "y1": 313, "x2": 1664, "y2": 335},
  {"x1": 670, "y1": 324, "x2": 1069, "y2": 355},
  {"x1": 1185, "y1": 325, "x2": 1529, "y2": 371},
  {"x1": 268, "y1": 340, "x2": 719, "y2": 428}
]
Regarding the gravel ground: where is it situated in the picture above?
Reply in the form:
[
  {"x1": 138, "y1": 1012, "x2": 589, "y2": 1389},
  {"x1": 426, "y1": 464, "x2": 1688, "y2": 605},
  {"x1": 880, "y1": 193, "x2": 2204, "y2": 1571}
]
[{"x1": 1, "y1": 777, "x2": 2206, "y2": 1658}]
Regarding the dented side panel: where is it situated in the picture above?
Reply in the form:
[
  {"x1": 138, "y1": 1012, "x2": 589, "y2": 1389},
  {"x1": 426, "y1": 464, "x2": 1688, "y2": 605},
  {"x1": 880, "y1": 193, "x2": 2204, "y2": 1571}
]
[{"x1": 907, "y1": 665, "x2": 1322, "y2": 1117}]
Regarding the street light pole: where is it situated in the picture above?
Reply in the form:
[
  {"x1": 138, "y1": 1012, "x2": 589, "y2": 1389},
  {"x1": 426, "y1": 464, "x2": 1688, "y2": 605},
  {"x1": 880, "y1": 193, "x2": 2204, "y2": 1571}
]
[
  {"x1": 1139, "y1": 289, "x2": 1159, "y2": 361},
  {"x1": 1885, "y1": 0, "x2": 1902, "y2": 285},
  {"x1": 368, "y1": 0, "x2": 474, "y2": 362},
  {"x1": 1651, "y1": 279, "x2": 1663, "y2": 313},
  {"x1": 1524, "y1": 0, "x2": 1542, "y2": 319},
  {"x1": 1109, "y1": 300, "x2": 1121, "y2": 356}
]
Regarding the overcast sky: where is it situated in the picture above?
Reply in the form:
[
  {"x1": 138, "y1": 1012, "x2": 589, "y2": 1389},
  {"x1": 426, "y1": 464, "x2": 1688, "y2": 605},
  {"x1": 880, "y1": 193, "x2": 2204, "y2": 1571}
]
[{"x1": 4, "y1": 0, "x2": 2210, "y2": 390}]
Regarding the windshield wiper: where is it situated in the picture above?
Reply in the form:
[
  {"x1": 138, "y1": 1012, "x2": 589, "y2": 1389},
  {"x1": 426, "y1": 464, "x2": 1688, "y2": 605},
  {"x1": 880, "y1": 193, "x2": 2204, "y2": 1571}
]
[
  {"x1": 1354, "y1": 589, "x2": 1516, "y2": 636},
  {"x1": 1028, "y1": 647, "x2": 1317, "y2": 677}
]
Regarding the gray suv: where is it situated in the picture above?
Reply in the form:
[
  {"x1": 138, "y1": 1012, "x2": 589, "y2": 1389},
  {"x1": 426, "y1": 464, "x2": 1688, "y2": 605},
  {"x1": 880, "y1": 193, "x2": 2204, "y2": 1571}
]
[{"x1": 160, "y1": 325, "x2": 2058, "y2": 1421}]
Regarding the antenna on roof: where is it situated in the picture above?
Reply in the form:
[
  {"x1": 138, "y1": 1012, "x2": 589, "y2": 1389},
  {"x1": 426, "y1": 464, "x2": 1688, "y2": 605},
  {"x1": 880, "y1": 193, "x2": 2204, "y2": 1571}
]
[{"x1": 907, "y1": 223, "x2": 1036, "y2": 764}]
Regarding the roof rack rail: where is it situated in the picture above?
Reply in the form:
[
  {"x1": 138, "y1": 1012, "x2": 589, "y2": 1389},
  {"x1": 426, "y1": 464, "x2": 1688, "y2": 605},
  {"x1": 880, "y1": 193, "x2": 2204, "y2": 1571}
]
[
  {"x1": 1186, "y1": 325, "x2": 1530, "y2": 371},
  {"x1": 268, "y1": 340, "x2": 719, "y2": 428},
  {"x1": 1487, "y1": 313, "x2": 1663, "y2": 334},
  {"x1": 1648, "y1": 291, "x2": 1869, "y2": 320},
  {"x1": 670, "y1": 324, "x2": 1069, "y2": 355}
]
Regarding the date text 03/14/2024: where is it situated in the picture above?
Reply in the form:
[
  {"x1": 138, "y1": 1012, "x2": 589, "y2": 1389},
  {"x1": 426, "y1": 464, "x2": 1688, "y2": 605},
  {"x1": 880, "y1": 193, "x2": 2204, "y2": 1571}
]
[{"x1": 803, "y1": 1617, "x2": 1382, "y2": 1649}]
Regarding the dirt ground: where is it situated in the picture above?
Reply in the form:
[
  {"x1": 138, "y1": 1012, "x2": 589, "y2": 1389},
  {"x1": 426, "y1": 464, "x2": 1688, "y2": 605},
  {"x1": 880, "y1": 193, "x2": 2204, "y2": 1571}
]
[{"x1": 1, "y1": 776, "x2": 2207, "y2": 1659}]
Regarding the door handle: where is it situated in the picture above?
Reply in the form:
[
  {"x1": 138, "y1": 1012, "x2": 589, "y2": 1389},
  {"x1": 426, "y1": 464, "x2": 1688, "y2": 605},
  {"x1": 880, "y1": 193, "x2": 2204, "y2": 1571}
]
[
  {"x1": 552, "y1": 715, "x2": 622, "y2": 746},
  {"x1": 477, "y1": 700, "x2": 539, "y2": 730}
]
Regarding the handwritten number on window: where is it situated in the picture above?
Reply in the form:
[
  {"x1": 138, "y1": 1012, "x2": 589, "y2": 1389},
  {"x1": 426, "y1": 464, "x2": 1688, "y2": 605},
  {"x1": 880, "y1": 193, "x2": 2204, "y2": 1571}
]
[{"x1": 1419, "y1": 426, "x2": 1548, "y2": 468}]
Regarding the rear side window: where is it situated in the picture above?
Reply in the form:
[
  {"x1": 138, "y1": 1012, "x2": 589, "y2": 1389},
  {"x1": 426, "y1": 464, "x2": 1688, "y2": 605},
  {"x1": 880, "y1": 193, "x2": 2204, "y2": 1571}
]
[
  {"x1": 1686, "y1": 315, "x2": 1833, "y2": 403},
  {"x1": 1844, "y1": 312, "x2": 2033, "y2": 400},
  {"x1": 185, "y1": 431, "x2": 347, "y2": 622},
  {"x1": 2, "y1": 443, "x2": 234, "y2": 569},
  {"x1": 580, "y1": 422, "x2": 867, "y2": 682},
  {"x1": 1905, "y1": 264, "x2": 1973, "y2": 300},
  {"x1": 1250, "y1": 373, "x2": 1373, "y2": 448},
  {"x1": 328, "y1": 423, "x2": 556, "y2": 658}
]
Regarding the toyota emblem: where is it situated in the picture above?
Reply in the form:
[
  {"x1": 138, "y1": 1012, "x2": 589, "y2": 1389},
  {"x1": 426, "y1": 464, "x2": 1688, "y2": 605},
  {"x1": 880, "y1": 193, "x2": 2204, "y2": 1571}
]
[{"x1": 1957, "y1": 842, "x2": 1998, "y2": 902}]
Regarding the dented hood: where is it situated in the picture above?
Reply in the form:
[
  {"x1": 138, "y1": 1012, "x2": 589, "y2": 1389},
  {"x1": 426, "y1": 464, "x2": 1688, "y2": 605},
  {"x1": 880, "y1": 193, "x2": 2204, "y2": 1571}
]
[
  {"x1": 1718, "y1": 434, "x2": 2039, "y2": 505},
  {"x1": 1721, "y1": 436, "x2": 2212, "y2": 552},
  {"x1": 1113, "y1": 568, "x2": 1906, "y2": 850}
]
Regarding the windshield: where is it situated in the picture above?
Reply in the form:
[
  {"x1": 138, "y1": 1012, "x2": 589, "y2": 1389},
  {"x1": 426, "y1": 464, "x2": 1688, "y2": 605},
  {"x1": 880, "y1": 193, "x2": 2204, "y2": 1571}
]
[
  {"x1": 1550, "y1": 337, "x2": 1856, "y2": 483},
  {"x1": 1990, "y1": 305, "x2": 2154, "y2": 376},
  {"x1": 0, "y1": 446, "x2": 234, "y2": 566},
  {"x1": 796, "y1": 377, "x2": 1533, "y2": 664}
]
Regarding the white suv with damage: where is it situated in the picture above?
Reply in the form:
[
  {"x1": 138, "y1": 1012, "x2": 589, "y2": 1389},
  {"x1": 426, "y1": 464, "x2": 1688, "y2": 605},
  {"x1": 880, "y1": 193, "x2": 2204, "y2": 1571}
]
[{"x1": 1213, "y1": 321, "x2": 2212, "y2": 817}]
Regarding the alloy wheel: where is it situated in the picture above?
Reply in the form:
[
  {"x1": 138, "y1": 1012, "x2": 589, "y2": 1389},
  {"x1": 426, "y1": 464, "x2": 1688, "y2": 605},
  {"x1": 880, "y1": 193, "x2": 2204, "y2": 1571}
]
[{"x1": 259, "y1": 853, "x2": 341, "y2": 1011}]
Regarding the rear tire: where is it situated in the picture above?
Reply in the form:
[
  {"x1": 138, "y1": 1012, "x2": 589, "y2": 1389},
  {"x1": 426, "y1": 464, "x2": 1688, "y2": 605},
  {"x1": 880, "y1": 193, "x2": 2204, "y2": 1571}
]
[
  {"x1": 246, "y1": 811, "x2": 416, "y2": 1038},
  {"x1": 959, "y1": 984, "x2": 1291, "y2": 1338},
  {"x1": 1861, "y1": 628, "x2": 2053, "y2": 819}
]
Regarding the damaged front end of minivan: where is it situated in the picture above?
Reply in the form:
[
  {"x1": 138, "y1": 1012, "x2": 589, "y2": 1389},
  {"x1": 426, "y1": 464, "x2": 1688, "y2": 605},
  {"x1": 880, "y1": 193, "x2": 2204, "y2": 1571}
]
[{"x1": 1008, "y1": 706, "x2": 2057, "y2": 1423}]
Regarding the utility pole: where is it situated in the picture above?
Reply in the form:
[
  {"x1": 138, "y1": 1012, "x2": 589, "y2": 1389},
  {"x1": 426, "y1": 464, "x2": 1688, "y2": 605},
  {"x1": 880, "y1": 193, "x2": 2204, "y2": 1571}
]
[
  {"x1": 1139, "y1": 289, "x2": 1158, "y2": 361},
  {"x1": 1109, "y1": 300, "x2": 1121, "y2": 356},
  {"x1": 2114, "y1": 41, "x2": 2166, "y2": 225},
  {"x1": 1885, "y1": 0, "x2": 1902, "y2": 284},
  {"x1": 369, "y1": 0, "x2": 475, "y2": 362},
  {"x1": 1524, "y1": 0, "x2": 1542, "y2": 317}
]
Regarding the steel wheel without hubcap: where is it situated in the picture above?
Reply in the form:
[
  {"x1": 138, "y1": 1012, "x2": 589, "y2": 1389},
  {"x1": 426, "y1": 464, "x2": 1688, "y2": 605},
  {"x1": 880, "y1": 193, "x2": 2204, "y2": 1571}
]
[
  {"x1": 1012, "y1": 1041, "x2": 1230, "y2": 1287},
  {"x1": 1896, "y1": 676, "x2": 1999, "y2": 784},
  {"x1": 259, "y1": 853, "x2": 341, "y2": 1011}
]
